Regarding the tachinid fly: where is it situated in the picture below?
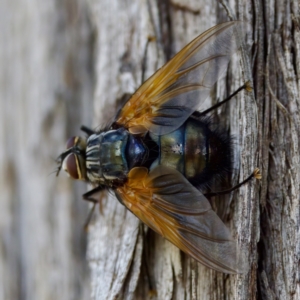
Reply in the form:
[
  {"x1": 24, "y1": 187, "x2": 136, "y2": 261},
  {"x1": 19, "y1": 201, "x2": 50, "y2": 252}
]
[{"x1": 56, "y1": 21, "x2": 261, "y2": 274}]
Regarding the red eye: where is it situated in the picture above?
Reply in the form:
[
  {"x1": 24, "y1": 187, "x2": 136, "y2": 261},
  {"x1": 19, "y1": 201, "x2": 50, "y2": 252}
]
[
  {"x1": 66, "y1": 136, "x2": 76, "y2": 149},
  {"x1": 63, "y1": 153, "x2": 79, "y2": 179}
]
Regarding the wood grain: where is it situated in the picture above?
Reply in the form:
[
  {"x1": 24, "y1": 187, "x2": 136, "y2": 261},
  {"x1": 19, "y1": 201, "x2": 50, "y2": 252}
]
[{"x1": 0, "y1": 0, "x2": 299, "y2": 299}]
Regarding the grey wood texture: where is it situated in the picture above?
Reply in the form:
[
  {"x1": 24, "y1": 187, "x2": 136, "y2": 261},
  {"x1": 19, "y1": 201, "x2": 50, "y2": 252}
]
[
  {"x1": 0, "y1": 0, "x2": 299, "y2": 299},
  {"x1": 0, "y1": 0, "x2": 93, "y2": 299}
]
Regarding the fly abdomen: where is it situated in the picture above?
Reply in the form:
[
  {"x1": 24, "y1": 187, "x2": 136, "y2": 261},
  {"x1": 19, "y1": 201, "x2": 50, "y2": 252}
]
[
  {"x1": 150, "y1": 117, "x2": 231, "y2": 188},
  {"x1": 184, "y1": 119, "x2": 208, "y2": 179},
  {"x1": 152, "y1": 119, "x2": 207, "y2": 179},
  {"x1": 150, "y1": 125, "x2": 186, "y2": 174}
]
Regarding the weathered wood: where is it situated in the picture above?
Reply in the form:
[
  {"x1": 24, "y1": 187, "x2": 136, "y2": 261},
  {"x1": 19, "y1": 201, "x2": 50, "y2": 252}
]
[
  {"x1": 86, "y1": 0, "x2": 300, "y2": 299},
  {"x1": 1, "y1": 0, "x2": 299, "y2": 299},
  {"x1": 0, "y1": 0, "x2": 93, "y2": 299}
]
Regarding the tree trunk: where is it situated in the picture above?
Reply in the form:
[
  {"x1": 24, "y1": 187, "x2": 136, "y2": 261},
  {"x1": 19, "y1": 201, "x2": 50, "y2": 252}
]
[
  {"x1": 0, "y1": 0, "x2": 94, "y2": 299},
  {"x1": 1, "y1": 0, "x2": 299, "y2": 299},
  {"x1": 86, "y1": 0, "x2": 300, "y2": 299}
]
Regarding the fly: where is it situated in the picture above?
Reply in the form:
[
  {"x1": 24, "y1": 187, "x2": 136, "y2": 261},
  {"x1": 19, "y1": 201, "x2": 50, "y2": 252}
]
[{"x1": 56, "y1": 21, "x2": 261, "y2": 274}]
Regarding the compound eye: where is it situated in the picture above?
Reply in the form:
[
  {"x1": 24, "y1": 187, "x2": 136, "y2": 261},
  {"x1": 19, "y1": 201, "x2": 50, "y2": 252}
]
[
  {"x1": 63, "y1": 153, "x2": 79, "y2": 179},
  {"x1": 66, "y1": 136, "x2": 87, "y2": 151},
  {"x1": 66, "y1": 136, "x2": 77, "y2": 149}
]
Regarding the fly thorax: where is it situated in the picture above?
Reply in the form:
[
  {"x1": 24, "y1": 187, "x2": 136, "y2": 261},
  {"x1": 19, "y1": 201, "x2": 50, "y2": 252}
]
[{"x1": 86, "y1": 128, "x2": 129, "y2": 184}]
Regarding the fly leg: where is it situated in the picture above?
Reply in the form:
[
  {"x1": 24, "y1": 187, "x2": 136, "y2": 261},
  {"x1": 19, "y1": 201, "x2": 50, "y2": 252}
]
[
  {"x1": 141, "y1": 36, "x2": 156, "y2": 83},
  {"x1": 200, "y1": 81, "x2": 252, "y2": 115},
  {"x1": 80, "y1": 125, "x2": 96, "y2": 136},
  {"x1": 82, "y1": 186, "x2": 105, "y2": 230},
  {"x1": 205, "y1": 168, "x2": 261, "y2": 197},
  {"x1": 141, "y1": 225, "x2": 157, "y2": 297},
  {"x1": 82, "y1": 185, "x2": 105, "y2": 203}
]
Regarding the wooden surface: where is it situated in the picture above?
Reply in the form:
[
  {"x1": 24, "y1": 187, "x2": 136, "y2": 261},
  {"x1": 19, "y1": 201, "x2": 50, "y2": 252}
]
[
  {"x1": 0, "y1": 0, "x2": 93, "y2": 299},
  {"x1": 0, "y1": 0, "x2": 299, "y2": 299}
]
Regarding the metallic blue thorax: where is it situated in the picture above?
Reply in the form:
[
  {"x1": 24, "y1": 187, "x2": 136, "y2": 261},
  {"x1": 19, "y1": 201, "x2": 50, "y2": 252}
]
[{"x1": 85, "y1": 128, "x2": 147, "y2": 184}]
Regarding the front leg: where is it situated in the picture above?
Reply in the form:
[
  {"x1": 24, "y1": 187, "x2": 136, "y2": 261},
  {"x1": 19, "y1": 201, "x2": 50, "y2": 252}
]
[
  {"x1": 80, "y1": 125, "x2": 96, "y2": 136},
  {"x1": 82, "y1": 185, "x2": 106, "y2": 230},
  {"x1": 82, "y1": 185, "x2": 106, "y2": 203}
]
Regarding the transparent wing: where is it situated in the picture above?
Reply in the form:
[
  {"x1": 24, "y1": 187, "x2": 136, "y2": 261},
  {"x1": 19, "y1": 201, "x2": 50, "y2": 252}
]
[
  {"x1": 116, "y1": 21, "x2": 241, "y2": 135},
  {"x1": 115, "y1": 166, "x2": 247, "y2": 274}
]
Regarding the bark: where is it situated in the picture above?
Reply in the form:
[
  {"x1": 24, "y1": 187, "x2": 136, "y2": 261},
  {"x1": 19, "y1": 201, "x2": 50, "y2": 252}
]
[
  {"x1": 86, "y1": 0, "x2": 300, "y2": 299},
  {"x1": 0, "y1": 0, "x2": 299, "y2": 300},
  {"x1": 0, "y1": 0, "x2": 94, "y2": 299}
]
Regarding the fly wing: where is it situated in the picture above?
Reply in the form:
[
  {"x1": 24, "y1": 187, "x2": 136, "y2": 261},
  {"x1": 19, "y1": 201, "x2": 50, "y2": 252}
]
[
  {"x1": 116, "y1": 21, "x2": 241, "y2": 135},
  {"x1": 115, "y1": 166, "x2": 247, "y2": 274}
]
